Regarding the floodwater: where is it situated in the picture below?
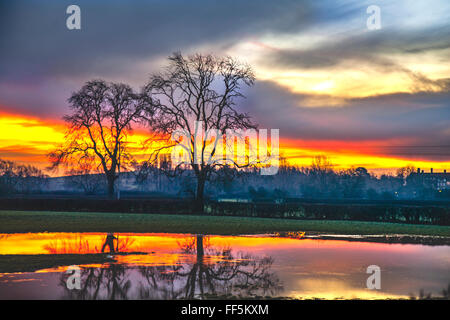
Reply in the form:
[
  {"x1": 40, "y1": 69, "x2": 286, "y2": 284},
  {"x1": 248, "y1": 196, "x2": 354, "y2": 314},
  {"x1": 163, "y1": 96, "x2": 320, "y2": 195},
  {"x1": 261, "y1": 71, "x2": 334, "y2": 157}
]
[{"x1": 0, "y1": 232, "x2": 448, "y2": 299}]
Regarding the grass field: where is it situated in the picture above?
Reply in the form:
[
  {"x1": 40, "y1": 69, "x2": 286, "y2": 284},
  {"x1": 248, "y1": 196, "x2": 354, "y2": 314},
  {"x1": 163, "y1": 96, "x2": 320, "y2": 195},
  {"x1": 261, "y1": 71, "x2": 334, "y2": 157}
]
[{"x1": 0, "y1": 210, "x2": 449, "y2": 236}]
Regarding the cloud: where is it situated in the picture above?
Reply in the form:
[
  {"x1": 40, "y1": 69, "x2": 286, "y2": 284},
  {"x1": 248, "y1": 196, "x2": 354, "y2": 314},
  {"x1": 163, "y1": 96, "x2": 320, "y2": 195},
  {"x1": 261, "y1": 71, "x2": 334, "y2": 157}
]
[
  {"x1": 0, "y1": 0, "x2": 314, "y2": 81},
  {"x1": 242, "y1": 80, "x2": 450, "y2": 161},
  {"x1": 0, "y1": 0, "x2": 315, "y2": 118},
  {"x1": 0, "y1": 0, "x2": 449, "y2": 164},
  {"x1": 258, "y1": 25, "x2": 450, "y2": 91}
]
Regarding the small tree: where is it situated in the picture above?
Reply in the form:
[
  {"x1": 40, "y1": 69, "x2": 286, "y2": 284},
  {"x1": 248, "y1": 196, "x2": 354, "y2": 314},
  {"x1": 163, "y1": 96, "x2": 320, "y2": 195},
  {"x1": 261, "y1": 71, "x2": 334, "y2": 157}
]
[
  {"x1": 396, "y1": 165, "x2": 416, "y2": 182},
  {"x1": 144, "y1": 52, "x2": 257, "y2": 211},
  {"x1": 0, "y1": 158, "x2": 48, "y2": 194},
  {"x1": 0, "y1": 159, "x2": 18, "y2": 194},
  {"x1": 303, "y1": 155, "x2": 336, "y2": 198},
  {"x1": 49, "y1": 80, "x2": 150, "y2": 197}
]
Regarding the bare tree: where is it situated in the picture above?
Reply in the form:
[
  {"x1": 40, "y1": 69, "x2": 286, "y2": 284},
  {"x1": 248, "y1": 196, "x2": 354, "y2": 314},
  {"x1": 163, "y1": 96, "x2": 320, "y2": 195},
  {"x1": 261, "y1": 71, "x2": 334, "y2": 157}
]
[
  {"x1": 48, "y1": 80, "x2": 150, "y2": 197},
  {"x1": 58, "y1": 236, "x2": 281, "y2": 300},
  {"x1": 0, "y1": 159, "x2": 20, "y2": 194},
  {"x1": 0, "y1": 158, "x2": 48, "y2": 194},
  {"x1": 144, "y1": 52, "x2": 257, "y2": 211},
  {"x1": 396, "y1": 165, "x2": 416, "y2": 180},
  {"x1": 311, "y1": 155, "x2": 333, "y2": 174}
]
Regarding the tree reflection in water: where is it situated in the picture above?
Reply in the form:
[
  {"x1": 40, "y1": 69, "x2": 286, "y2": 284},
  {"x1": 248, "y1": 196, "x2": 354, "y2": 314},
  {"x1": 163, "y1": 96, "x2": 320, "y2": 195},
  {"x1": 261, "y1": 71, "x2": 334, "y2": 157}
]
[
  {"x1": 60, "y1": 235, "x2": 282, "y2": 300},
  {"x1": 61, "y1": 263, "x2": 131, "y2": 300},
  {"x1": 45, "y1": 235, "x2": 135, "y2": 254}
]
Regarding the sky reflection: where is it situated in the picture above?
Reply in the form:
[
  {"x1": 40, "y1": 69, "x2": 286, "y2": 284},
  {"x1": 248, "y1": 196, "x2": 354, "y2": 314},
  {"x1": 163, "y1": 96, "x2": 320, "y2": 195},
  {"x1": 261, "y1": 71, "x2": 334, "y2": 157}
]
[{"x1": 0, "y1": 232, "x2": 448, "y2": 299}]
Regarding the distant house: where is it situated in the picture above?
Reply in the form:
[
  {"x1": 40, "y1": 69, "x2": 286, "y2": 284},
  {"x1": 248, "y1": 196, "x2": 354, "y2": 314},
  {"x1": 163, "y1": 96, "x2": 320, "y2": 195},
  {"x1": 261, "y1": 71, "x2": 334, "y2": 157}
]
[{"x1": 409, "y1": 168, "x2": 450, "y2": 190}]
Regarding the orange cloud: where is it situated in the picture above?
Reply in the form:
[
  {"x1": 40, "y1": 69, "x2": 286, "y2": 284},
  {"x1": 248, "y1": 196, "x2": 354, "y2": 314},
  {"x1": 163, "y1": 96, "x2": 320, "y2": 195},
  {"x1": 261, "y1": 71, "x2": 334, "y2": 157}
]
[{"x1": 0, "y1": 111, "x2": 449, "y2": 176}]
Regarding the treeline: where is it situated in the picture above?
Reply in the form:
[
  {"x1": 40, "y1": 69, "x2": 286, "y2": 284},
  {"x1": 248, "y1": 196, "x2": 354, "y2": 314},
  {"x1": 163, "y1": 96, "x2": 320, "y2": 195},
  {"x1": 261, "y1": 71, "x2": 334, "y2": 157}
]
[
  {"x1": 197, "y1": 156, "x2": 449, "y2": 201},
  {"x1": 0, "y1": 158, "x2": 48, "y2": 194},
  {"x1": 239, "y1": 159, "x2": 449, "y2": 201},
  {"x1": 90, "y1": 160, "x2": 450, "y2": 201},
  {"x1": 1, "y1": 155, "x2": 448, "y2": 201}
]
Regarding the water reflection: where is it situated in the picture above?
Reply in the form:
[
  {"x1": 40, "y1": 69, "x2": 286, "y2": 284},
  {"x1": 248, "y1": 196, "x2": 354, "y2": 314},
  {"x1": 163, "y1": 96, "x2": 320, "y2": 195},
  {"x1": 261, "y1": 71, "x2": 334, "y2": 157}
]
[
  {"x1": 59, "y1": 235, "x2": 282, "y2": 300},
  {"x1": 101, "y1": 233, "x2": 118, "y2": 253},
  {"x1": 0, "y1": 233, "x2": 448, "y2": 299},
  {"x1": 42, "y1": 233, "x2": 135, "y2": 254}
]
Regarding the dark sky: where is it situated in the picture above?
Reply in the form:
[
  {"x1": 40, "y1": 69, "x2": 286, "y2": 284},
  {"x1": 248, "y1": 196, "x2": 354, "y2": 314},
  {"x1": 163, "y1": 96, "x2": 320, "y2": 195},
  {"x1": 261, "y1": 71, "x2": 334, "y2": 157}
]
[{"x1": 0, "y1": 0, "x2": 449, "y2": 167}]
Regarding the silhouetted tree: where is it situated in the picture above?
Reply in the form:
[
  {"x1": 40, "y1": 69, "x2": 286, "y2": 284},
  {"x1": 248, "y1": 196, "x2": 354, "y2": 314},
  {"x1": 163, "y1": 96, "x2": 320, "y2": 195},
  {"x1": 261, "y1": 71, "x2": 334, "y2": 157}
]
[
  {"x1": 48, "y1": 80, "x2": 151, "y2": 197},
  {"x1": 59, "y1": 235, "x2": 282, "y2": 300},
  {"x1": 396, "y1": 165, "x2": 416, "y2": 180},
  {"x1": 61, "y1": 264, "x2": 131, "y2": 300},
  {"x1": 340, "y1": 167, "x2": 369, "y2": 198},
  {"x1": 138, "y1": 235, "x2": 282, "y2": 299},
  {"x1": 144, "y1": 52, "x2": 257, "y2": 211},
  {"x1": 0, "y1": 158, "x2": 48, "y2": 194},
  {"x1": 302, "y1": 155, "x2": 336, "y2": 198}
]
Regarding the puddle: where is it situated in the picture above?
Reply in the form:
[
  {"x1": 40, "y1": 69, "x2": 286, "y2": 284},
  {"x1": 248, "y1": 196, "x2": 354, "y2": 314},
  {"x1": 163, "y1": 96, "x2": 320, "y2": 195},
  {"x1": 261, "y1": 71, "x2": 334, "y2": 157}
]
[{"x1": 0, "y1": 232, "x2": 448, "y2": 299}]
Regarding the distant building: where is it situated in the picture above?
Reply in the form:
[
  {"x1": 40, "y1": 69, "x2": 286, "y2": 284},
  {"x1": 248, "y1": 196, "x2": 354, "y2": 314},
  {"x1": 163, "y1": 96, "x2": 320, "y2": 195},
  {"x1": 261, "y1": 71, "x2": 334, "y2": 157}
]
[{"x1": 409, "y1": 168, "x2": 450, "y2": 190}]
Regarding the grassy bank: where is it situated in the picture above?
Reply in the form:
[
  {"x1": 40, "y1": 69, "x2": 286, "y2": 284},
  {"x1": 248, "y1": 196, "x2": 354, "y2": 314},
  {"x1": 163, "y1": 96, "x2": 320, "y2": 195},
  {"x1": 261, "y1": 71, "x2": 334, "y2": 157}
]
[
  {"x1": 0, "y1": 210, "x2": 449, "y2": 236},
  {"x1": 0, "y1": 254, "x2": 110, "y2": 273}
]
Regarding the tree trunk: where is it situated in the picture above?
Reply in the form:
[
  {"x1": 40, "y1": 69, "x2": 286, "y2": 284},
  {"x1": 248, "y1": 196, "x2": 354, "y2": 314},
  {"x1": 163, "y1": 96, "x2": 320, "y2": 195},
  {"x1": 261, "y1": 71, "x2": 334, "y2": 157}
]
[
  {"x1": 196, "y1": 235, "x2": 204, "y2": 262},
  {"x1": 107, "y1": 175, "x2": 115, "y2": 198},
  {"x1": 195, "y1": 175, "x2": 206, "y2": 214}
]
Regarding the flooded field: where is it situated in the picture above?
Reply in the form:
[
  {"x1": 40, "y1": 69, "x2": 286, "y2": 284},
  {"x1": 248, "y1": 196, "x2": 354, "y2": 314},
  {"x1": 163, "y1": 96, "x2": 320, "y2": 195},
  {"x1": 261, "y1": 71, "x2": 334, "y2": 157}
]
[{"x1": 0, "y1": 232, "x2": 449, "y2": 299}]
